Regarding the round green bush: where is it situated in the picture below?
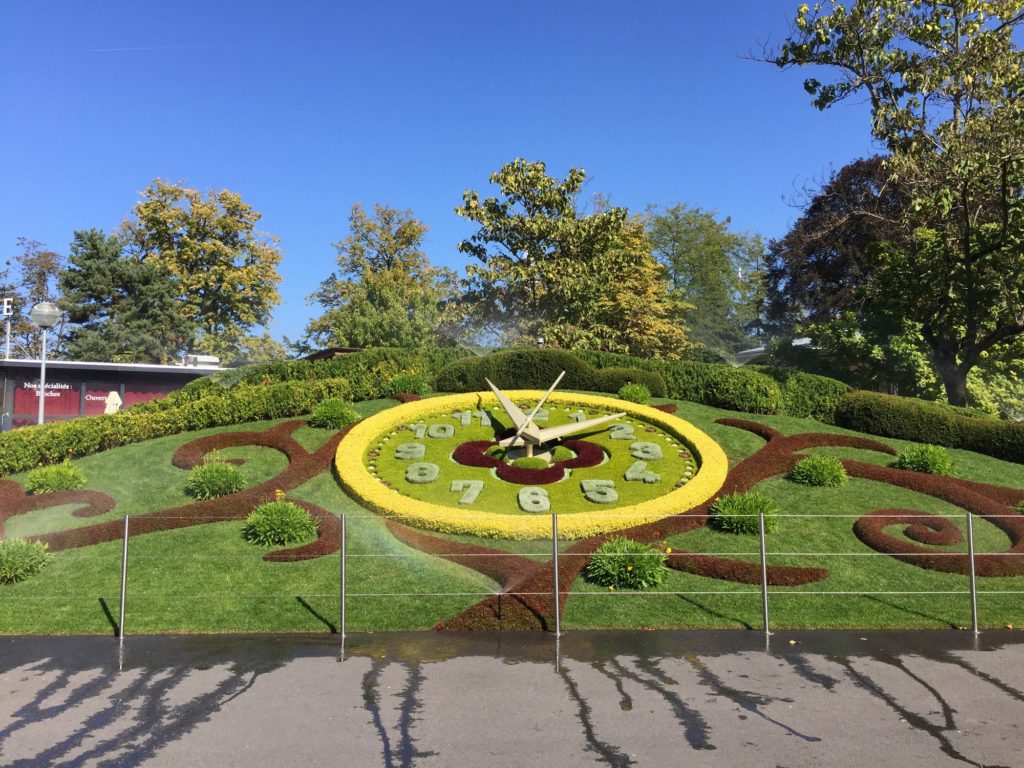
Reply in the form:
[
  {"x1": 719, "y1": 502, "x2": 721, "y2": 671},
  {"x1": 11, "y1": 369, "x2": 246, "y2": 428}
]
[
  {"x1": 308, "y1": 398, "x2": 360, "y2": 430},
  {"x1": 711, "y1": 492, "x2": 781, "y2": 535},
  {"x1": 0, "y1": 539, "x2": 53, "y2": 585},
  {"x1": 385, "y1": 372, "x2": 431, "y2": 397},
  {"x1": 617, "y1": 382, "x2": 651, "y2": 404},
  {"x1": 242, "y1": 500, "x2": 319, "y2": 547},
  {"x1": 551, "y1": 445, "x2": 575, "y2": 462},
  {"x1": 584, "y1": 536, "x2": 668, "y2": 590},
  {"x1": 892, "y1": 444, "x2": 955, "y2": 476},
  {"x1": 788, "y1": 455, "x2": 848, "y2": 487},
  {"x1": 25, "y1": 460, "x2": 86, "y2": 495},
  {"x1": 185, "y1": 460, "x2": 246, "y2": 500}
]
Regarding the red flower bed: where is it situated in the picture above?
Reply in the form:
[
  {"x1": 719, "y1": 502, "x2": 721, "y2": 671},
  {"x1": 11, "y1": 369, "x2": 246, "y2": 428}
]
[
  {"x1": 451, "y1": 439, "x2": 604, "y2": 485},
  {"x1": 653, "y1": 403, "x2": 678, "y2": 414},
  {"x1": 0, "y1": 480, "x2": 116, "y2": 535}
]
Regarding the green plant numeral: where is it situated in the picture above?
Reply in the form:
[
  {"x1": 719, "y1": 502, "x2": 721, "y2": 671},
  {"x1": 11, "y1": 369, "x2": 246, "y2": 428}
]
[
  {"x1": 569, "y1": 411, "x2": 586, "y2": 423},
  {"x1": 405, "y1": 462, "x2": 440, "y2": 484},
  {"x1": 610, "y1": 423, "x2": 636, "y2": 440},
  {"x1": 625, "y1": 461, "x2": 660, "y2": 484},
  {"x1": 454, "y1": 410, "x2": 490, "y2": 427},
  {"x1": 427, "y1": 424, "x2": 455, "y2": 439},
  {"x1": 409, "y1": 422, "x2": 427, "y2": 439},
  {"x1": 581, "y1": 479, "x2": 618, "y2": 504},
  {"x1": 630, "y1": 441, "x2": 663, "y2": 461},
  {"x1": 395, "y1": 442, "x2": 426, "y2": 460},
  {"x1": 518, "y1": 486, "x2": 550, "y2": 513},
  {"x1": 534, "y1": 408, "x2": 549, "y2": 423},
  {"x1": 450, "y1": 479, "x2": 484, "y2": 504}
]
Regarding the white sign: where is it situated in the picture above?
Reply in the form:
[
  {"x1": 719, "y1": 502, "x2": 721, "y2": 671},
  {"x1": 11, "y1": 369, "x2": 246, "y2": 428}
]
[
  {"x1": 1, "y1": 297, "x2": 12, "y2": 317},
  {"x1": 104, "y1": 391, "x2": 123, "y2": 414}
]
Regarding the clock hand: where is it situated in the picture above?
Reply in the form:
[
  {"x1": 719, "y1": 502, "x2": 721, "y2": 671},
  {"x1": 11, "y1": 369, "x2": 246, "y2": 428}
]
[
  {"x1": 485, "y1": 378, "x2": 528, "y2": 429},
  {"x1": 529, "y1": 412, "x2": 626, "y2": 443},
  {"x1": 510, "y1": 370, "x2": 565, "y2": 446}
]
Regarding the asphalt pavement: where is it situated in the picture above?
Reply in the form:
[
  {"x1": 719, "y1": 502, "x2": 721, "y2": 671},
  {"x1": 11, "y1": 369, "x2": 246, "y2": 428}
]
[{"x1": 2, "y1": 630, "x2": 1023, "y2": 767}]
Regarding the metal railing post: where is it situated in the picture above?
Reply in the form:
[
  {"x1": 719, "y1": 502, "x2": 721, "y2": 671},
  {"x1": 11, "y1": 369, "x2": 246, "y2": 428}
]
[
  {"x1": 759, "y1": 509, "x2": 771, "y2": 638},
  {"x1": 551, "y1": 512, "x2": 561, "y2": 637},
  {"x1": 118, "y1": 515, "x2": 129, "y2": 643},
  {"x1": 340, "y1": 514, "x2": 347, "y2": 643},
  {"x1": 966, "y1": 511, "x2": 979, "y2": 635}
]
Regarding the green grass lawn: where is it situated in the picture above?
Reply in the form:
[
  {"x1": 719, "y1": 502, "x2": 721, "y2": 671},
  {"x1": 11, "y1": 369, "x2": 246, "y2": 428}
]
[{"x1": 2, "y1": 395, "x2": 1023, "y2": 634}]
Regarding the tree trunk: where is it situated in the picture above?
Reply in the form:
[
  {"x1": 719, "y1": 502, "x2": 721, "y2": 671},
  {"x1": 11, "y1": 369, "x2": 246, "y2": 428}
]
[{"x1": 934, "y1": 356, "x2": 970, "y2": 407}]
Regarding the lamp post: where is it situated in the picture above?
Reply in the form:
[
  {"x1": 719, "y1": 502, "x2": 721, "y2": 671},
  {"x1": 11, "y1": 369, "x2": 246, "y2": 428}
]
[{"x1": 30, "y1": 302, "x2": 61, "y2": 426}]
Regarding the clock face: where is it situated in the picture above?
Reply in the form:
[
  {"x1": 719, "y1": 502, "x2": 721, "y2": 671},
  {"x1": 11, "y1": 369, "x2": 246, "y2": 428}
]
[{"x1": 336, "y1": 391, "x2": 728, "y2": 540}]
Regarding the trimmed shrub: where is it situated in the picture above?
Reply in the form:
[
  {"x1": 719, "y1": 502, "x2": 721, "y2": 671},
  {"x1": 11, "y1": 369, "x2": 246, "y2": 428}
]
[
  {"x1": 25, "y1": 460, "x2": 86, "y2": 494},
  {"x1": 711, "y1": 492, "x2": 781, "y2": 535},
  {"x1": 308, "y1": 399, "x2": 360, "y2": 430},
  {"x1": 0, "y1": 376, "x2": 357, "y2": 477},
  {"x1": 0, "y1": 539, "x2": 53, "y2": 584},
  {"x1": 186, "y1": 460, "x2": 246, "y2": 500},
  {"x1": 597, "y1": 368, "x2": 667, "y2": 398},
  {"x1": 836, "y1": 390, "x2": 1024, "y2": 464},
  {"x1": 893, "y1": 444, "x2": 955, "y2": 476},
  {"x1": 584, "y1": 536, "x2": 668, "y2": 590},
  {"x1": 752, "y1": 367, "x2": 851, "y2": 422},
  {"x1": 243, "y1": 500, "x2": 319, "y2": 547},
  {"x1": 617, "y1": 382, "x2": 652, "y2": 404},
  {"x1": 551, "y1": 445, "x2": 575, "y2": 462},
  {"x1": 436, "y1": 348, "x2": 600, "y2": 392},
  {"x1": 385, "y1": 372, "x2": 431, "y2": 397},
  {"x1": 789, "y1": 455, "x2": 848, "y2": 487}
]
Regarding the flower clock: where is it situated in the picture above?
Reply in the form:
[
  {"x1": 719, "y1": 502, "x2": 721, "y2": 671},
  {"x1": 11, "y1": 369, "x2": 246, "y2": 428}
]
[{"x1": 336, "y1": 373, "x2": 728, "y2": 539}]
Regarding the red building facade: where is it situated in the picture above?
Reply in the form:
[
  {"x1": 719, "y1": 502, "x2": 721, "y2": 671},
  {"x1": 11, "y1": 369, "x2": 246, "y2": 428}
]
[{"x1": 1, "y1": 359, "x2": 221, "y2": 430}]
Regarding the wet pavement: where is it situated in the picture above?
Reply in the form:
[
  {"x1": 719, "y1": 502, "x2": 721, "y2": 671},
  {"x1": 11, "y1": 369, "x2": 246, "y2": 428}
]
[{"x1": 1, "y1": 630, "x2": 1023, "y2": 767}]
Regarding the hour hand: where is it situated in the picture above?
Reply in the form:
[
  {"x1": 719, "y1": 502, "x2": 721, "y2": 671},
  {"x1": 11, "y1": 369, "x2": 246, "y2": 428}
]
[{"x1": 485, "y1": 378, "x2": 528, "y2": 429}]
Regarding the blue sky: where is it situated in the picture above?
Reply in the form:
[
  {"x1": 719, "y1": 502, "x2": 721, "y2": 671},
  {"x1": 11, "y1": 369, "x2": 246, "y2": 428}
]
[{"x1": 1, "y1": 0, "x2": 879, "y2": 344}]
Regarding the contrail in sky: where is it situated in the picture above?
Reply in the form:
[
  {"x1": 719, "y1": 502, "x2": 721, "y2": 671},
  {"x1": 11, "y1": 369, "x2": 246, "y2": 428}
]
[{"x1": 90, "y1": 45, "x2": 233, "y2": 52}]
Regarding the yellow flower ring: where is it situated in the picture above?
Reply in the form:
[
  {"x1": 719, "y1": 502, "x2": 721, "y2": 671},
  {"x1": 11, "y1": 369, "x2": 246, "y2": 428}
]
[{"x1": 335, "y1": 391, "x2": 728, "y2": 540}]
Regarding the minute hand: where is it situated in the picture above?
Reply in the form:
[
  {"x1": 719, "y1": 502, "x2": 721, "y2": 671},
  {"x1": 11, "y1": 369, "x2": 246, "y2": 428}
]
[{"x1": 531, "y1": 412, "x2": 626, "y2": 443}]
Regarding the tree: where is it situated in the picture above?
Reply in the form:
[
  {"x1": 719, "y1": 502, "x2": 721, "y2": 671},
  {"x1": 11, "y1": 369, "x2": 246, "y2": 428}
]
[
  {"x1": 2, "y1": 238, "x2": 65, "y2": 358},
  {"x1": 298, "y1": 203, "x2": 456, "y2": 351},
  {"x1": 120, "y1": 180, "x2": 283, "y2": 359},
  {"x1": 455, "y1": 159, "x2": 689, "y2": 357},
  {"x1": 646, "y1": 204, "x2": 766, "y2": 355},
  {"x1": 58, "y1": 229, "x2": 194, "y2": 363},
  {"x1": 773, "y1": 0, "x2": 1024, "y2": 404}
]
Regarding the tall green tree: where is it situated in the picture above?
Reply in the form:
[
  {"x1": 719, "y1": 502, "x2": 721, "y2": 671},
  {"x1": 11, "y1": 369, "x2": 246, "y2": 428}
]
[
  {"x1": 58, "y1": 229, "x2": 193, "y2": 363},
  {"x1": 646, "y1": 204, "x2": 766, "y2": 355},
  {"x1": 455, "y1": 159, "x2": 689, "y2": 357},
  {"x1": 773, "y1": 0, "x2": 1024, "y2": 405},
  {"x1": 3, "y1": 238, "x2": 65, "y2": 358},
  {"x1": 298, "y1": 203, "x2": 456, "y2": 351},
  {"x1": 120, "y1": 180, "x2": 283, "y2": 359}
]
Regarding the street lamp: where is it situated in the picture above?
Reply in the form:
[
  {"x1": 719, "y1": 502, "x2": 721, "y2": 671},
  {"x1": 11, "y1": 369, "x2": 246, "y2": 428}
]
[{"x1": 30, "y1": 302, "x2": 61, "y2": 426}]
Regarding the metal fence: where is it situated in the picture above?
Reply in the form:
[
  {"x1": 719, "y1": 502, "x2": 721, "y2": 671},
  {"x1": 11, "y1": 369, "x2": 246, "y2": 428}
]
[{"x1": 92, "y1": 508, "x2": 1024, "y2": 645}]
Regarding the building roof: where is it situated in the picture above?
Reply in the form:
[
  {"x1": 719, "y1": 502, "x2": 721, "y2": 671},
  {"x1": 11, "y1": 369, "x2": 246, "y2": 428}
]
[{"x1": 0, "y1": 358, "x2": 223, "y2": 376}]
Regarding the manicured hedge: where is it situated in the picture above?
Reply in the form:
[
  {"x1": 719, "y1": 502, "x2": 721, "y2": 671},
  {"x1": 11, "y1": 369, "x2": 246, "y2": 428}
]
[
  {"x1": 750, "y1": 367, "x2": 851, "y2": 422},
  {"x1": 836, "y1": 390, "x2": 1024, "y2": 464},
  {"x1": 0, "y1": 377, "x2": 356, "y2": 476},
  {"x1": 434, "y1": 348, "x2": 667, "y2": 397},
  {"x1": 575, "y1": 350, "x2": 855, "y2": 418}
]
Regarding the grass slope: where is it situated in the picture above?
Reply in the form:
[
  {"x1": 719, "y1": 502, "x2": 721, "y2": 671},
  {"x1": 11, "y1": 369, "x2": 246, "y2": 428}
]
[{"x1": 2, "y1": 395, "x2": 1022, "y2": 633}]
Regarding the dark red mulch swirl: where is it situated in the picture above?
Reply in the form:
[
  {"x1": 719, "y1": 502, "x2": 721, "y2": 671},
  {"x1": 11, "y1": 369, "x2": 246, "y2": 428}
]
[
  {"x1": 0, "y1": 481, "x2": 117, "y2": 535},
  {"x1": 653, "y1": 403, "x2": 678, "y2": 414},
  {"x1": 393, "y1": 392, "x2": 423, "y2": 403},
  {"x1": 27, "y1": 420, "x2": 350, "y2": 562}
]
